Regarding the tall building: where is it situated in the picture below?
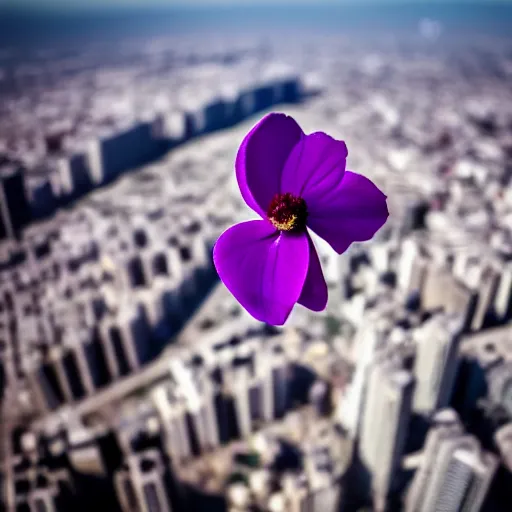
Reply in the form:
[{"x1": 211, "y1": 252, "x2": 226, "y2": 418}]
[
  {"x1": 406, "y1": 411, "x2": 498, "y2": 512},
  {"x1": 485, "y1": 423, "x2": 512, "y2": 512},
  {"x1": 471, "y1": 263, "x2": 501, "y2": 331},
  {"x1": 493, "y1": 262, "x2": 512, "y2": 321},
  {"x1": 57, "y1": 152, "x2": 93, "y2": 200},
  {"x1": 189, "y1": 374, "x2": 220, "y2": 453},
  {"x1": 152, "y1": 359, "x2": 220, "y2": 462},
  {"x1": 86, "y1": 122, "x2": 162, "y2": 187},
  {"x1": 231, "y1": 367, "x2": 252, "y2": 439},
  {"x1": 0, "y1": 165, "x2": 31, "y2": 240},
  {"x1": 359, "y1": 357, "x2": 415, "y2": 498},
  {"x1": 495, "y1": 423, "x2": 512, "y2": 473},
  {"x1": 271, "y1": 353, "x2": 290, "y2": 420},
  {"x1": 152, "y1": 384, "x2": 192, "y2": 464},
  {"x1": 405, "y1": 409, "x2": 464, "y2": 511},
  {"x1": 203, "y1": 98, "x2": 229, "y2": 133},
  {"x1": 67, "y1": 422, "x2": 108, "y2": 478},
  {"x1": 111, "y1": 302, "x2": 152, "y2": 371},
  {"x1": 398, "y1": 238, "x2": 426, "y2": 294},
  {"x1": 115, "y1": 449, "x2": 174, "y2": 512},
  {"x1": 487, "y1": 361, "x2": 512, "y2": 418},
  {"x1": 455, "y1": 327, "x2": 511, "y2": 418},
  {"x1": 338, "y1": 319, "x2": 382, "y2": 438},
  {"x1": 24, "y1": 354, "x2": 66, "y2": 412},
  {"x1": 408, "y1": 241, "x2": 478, "y2": 330},
  {"x1": 412, "y1": 314, "x2": 463, "y2": 415},
  {"x1": 431, "y1": 447, "x2": 497, "y2": 512}
]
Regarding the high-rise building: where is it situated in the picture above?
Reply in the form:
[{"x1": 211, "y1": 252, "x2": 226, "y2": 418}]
[
  {"x1": 417, "y1": 255, "x2": 477, "y2": 331},
  {"x1": 113, "y1": 302, "x2": 152, "y2": 370},
  {"x1": 231, "y1": 367, "x2": 252, "y2": 439},
  {"x1": 271, "y1": 353, "x2": 290, "y2": 420},
  {"x1": 64, "y1": 330, "x2": 96, "y2": 398},
  {"x1": 135, "y1": 288, "x2": 171, "y2": 352},
  {"x1": 485, "y1": 423, "x2": 512, "y2": 512},
  {"x1": 360, "y1": 357, "x2": 415, "y2": 498},
  {"x1": 471, "y1": 263, "x2": 501, "y2": 331},
  {"x1": 431, "y1": 447, "x2": 497, "y2": 512},
  {"x1": 405, "y1": 409, "x2": 464, "y2": 511},
  {"x1": 0, "y1": 165, "x2": 31, "y2": 240},
  {"x1": 57, "y1": 153, "x2": 93, "y2": 200},
  {"x1": 398, "y1": 238, "x2": 425, "y2": 294},
  {"x1": 308, "y1": 477, "x2": 341, "y2": 512},
  {"x1": 421, "y1": 264, "x2": 452, "y2": 313},
  {"x1": 21, "y1": 485, "x2": 59, "y2": 512},
  {"x1": 493, "y1": 262, "x2": 512, "y2": 321},
  {"x1": 188, "y1": 374, "x2": 219, "y2": 453},
  {"x1": 406, "y1": 411, "x2": 498, "y2": 512},
  {"x1": 158, "y1": 110, "x2": 186, "y2": 145},
  {"x1": 48, "y1": 347, "x2": 75, "y2": 405},
  {"x1": 495, "y1": 423, "x2": 512, "y2": 473},
  {"x1": 455, "y1": 328, "x2": 510, "y2": 417},
  {"x1": 412, "y1": 314, "x2": 463, "y2": 415},
  {"x1": 487, "y1": 361, "x2": 512, "y2": 418},
  {"x1": 203, "y1": 98, "x2": 228, "y2": 133},
  {"x1": 152, "y1": 384, "x2": 192, "y2": 464},
  {"x1": 86, "y1": 122, "x2": 161, "y2": 187},
  {"x1": 150, "y1": 276, "x2": 183, "y2": 337},
  {"x1": 67, "y1": 423, "x2": 107, "y2": 478},
  {"x1": 82, "y1": 328, "x2": 112, "y2": 389},
  {"x1": 152, "y1": 359, "x2": 221, "y2": 462},
  {"x1": 233, "y1": 88, "x2": 256, "y2": 121},
  {"x1": 24, "y1": 355, "x2": 65, "y2": 412},
  {"x1": 282, "y1": 474, "x2": 310, "y2": 512},
  {"x1": 115, "y1": 450, "x2": 174, "y2": 512},
  {"x1": 338, "y1": 319, "x2": 382, "y2": 438}
]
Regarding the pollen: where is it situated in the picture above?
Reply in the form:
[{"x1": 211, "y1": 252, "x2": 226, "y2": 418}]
[{"x1": 267, "y1": 192, "x2": 308, "y2": 232}]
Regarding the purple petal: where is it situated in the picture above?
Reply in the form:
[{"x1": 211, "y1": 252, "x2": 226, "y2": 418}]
[
  {"x1": 213, "y1": 220, "x2": 309, "y2": 325},
  {"x1": 280, "y1": 132, "x2": 348, "y2": 198},
  {"x1": 306, "y1": 171, "x2": 389, "y2": 254},
  {"x1": 236, "y1": 113, "x2": 304, "y2": 217},
  {"x1": 298, "y1": 234, "x2": 328, "y2": 312}
]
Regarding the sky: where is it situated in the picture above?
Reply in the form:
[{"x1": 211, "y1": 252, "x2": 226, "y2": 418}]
[{"x1": 3, "y1": 0, "x2": 512, "y2": 9}]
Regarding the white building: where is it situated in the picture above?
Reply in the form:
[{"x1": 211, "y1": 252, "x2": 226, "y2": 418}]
[
  {"x1": 412, "y1": 314, "x2": 462, "y2": 415},
  {"x1": 359, "y1": 357, "x2": 414, "y2": 497}
]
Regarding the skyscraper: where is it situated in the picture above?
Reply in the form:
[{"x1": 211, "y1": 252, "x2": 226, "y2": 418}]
[
  {"x1": 495, "y1": 423, "x2": 512, "y2": 473},
  {"x1": 471, "y1": 263, "x2": 501, "y2": 331},
  {"x1": 360, "y1": 357, "x2": 415, "y2": 498},
  {"x1": 405, "y1": 408, "x2": 464, "y2": 511},
  {"x1": 432, "y1": 447, "x2": 497, "y2": 512},
  {"x1": 232, "y1": 367, "x2": 252, "y2": 439},
  {"x1": 115, "y1": 450, "x2": 174, "y2": 512},
  {"x1": 398, "y1": 238, "x2": 425, "y2": 294},
  {"x1": 406, "y1": 411, "x2": 498, "y2": 512},
  {"x1": 0, "y1": 165, "x2": 31, "y2": 241},
  {"x1": 413, "y1": 314, "x2": 463, "y2": 415},
  {"x1": 338, "y1": 319, "x2": 381, "y2": 438},
  {"x1": 493, "y1": 261, "x2": 512, "y2": 321},
  {"x1": 152, "y1": 383, "x2": 192, "y2": 464},
  {"x1": 488, "y1": 423, "x2": 512, "y2": 512}
]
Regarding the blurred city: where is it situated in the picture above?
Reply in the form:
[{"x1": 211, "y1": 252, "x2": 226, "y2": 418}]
[{"x1": 1, "y1": 1, "x2": 512, "y2": 511}]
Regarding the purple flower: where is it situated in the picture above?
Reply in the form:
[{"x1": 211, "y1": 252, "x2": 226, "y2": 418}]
[{"x1": 213, "y1": 113, "x2": 389, "y2": 325}]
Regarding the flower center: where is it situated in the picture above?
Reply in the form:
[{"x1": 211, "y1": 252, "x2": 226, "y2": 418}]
[{"x1": 267, "y1": 192, "x2": 308, "y2": 232}]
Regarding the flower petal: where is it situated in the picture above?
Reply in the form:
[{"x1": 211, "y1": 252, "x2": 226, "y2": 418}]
[
  {"x1": 306, "y1": 171, "x2": 389, "y2": 254},
  {"x1": 213, "y1": 220, "x2": 309, "y2": 325},
  {"x1": 236, "y1": 113, "x2": 304, "y2": 217},
  {"x1": 298, "y1": 234, "x2": 328, "y2": 312},
  {"x1": 280, "y1": 132, "x2": 348, "y2": 198}
]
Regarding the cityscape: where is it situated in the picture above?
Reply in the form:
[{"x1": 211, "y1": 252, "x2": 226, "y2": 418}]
[{"x1": 1, "y1": 2, "x2": 512, "y2": 511}]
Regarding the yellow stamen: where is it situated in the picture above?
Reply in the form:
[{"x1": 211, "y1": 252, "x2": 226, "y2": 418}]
[{"x1": 270, "y1": 215, "x2": 298, "y2": 231}]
